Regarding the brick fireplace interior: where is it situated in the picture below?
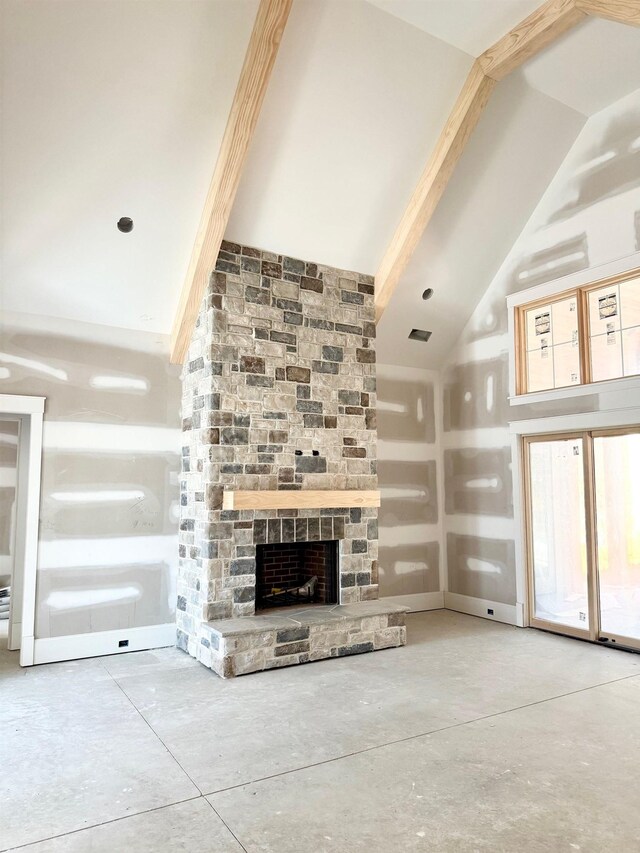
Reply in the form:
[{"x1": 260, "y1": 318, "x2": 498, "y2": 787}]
[{"x1": 256, "y1": 540, "x2": 338, "y2": 609}]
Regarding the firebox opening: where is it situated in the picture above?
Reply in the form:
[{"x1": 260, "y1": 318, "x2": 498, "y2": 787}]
[{"x1": 256, "y1": 540, "x2": 338, "y2": 610}]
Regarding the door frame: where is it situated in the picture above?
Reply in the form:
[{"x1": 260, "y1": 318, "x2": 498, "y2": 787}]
[
  {"x1": 588, "y1": 426, "x2": 640, "y2": 652},
  {"x1": 0, "y1": 394, "x2": 46, "y2": 665},
  {"x1": 522, "y1": 431, "x2": 596, "y2": 642},
  {"x1": 510, "y1": 405, "x2": 640, "y2": 640}
]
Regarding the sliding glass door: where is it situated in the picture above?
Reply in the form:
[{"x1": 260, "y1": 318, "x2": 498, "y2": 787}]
[
  {"x1": 526, "y1": 435, "x2": 592, "y2": 639},
  {"x1": 525, "y1": 427, "x2": 640, "y2": 650},
  {"x1": 593, "y1": 430, "x2": 640, "y2": 648}
]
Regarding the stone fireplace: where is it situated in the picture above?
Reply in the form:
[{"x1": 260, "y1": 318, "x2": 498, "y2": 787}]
[{"x1": 177, "y1": 241, "x2": 407, "y2": 677}]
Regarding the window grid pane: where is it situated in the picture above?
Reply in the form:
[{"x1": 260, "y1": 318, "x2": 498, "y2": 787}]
[
  {"x1": 518, "y1": 275, "x2": 640, "y2": 397},
  {"x1": 588, "y1": 284, "x2": 623, "y2": 382},
  {"x1": 523, "y1": 294, "x2": 580, "y2": 393},
  {"x1": 620, "y1": 277, "x2": 640, "y2": 378}
]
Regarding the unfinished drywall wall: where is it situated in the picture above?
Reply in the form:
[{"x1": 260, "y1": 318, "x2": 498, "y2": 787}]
[
  {"x1": 0, "y1": 420, "x2": 19, "y2": 590},
  {"x1": 443, "y1": 87, "x2": 640, "y2": 609},
  {"x1": 377, "y1": 364, "x2": 442, "y2": 602},
  {"x1": 0, "y1": 312, "x2": 181, "y2": 639}
]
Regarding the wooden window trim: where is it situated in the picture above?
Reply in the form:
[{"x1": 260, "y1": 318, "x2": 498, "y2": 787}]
[
  {"x1": 515, "y1": 287, "x2": 581, "y2": 395},
  {"x1": 513, "y1": 265, "x2": 640, "y2": 398}
]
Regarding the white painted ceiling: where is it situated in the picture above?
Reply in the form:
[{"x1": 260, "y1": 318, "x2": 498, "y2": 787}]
[
  {"x1": 2, "y1": 0, "x2": 640, "y2": 369},
  {"x1": 366, "y1": 0, "x2": 542, "y2": 55},
  {"x1": 226, "y1": 0, "x2": 473, "y2": 274},
  {"x1": 1, "y1": 0, "x2": 258, "y2": 335},
  {"x1": 518, "y1": 17, "x2": 640, "y2": 117},
  {"x1": 366, "y1": 2, "x2": 640, "y2": 117},
  {"x1": 376, "y1": 75, "x2": 584, "y2": 367}
]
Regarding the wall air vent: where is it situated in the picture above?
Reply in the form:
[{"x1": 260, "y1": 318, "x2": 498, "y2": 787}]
[{"x1": 408, "y1": 328, "x2": 432, "y2": 343}]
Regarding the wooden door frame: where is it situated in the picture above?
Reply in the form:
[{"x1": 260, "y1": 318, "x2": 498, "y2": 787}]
[
  {"x1": 589, "y1": 427, "x2": 640, "y2": 653},
  {"x1": 0, "y1": 395, "x2": 46, "y2": 665},
  {"x1": 522, "y1": 432, "x2": 593, "y2": 641},
  {"x1": 511, "y1": 409, "x2": 640, "y2": 650}
]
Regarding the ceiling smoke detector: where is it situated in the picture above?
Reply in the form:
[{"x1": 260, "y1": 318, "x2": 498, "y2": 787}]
[
  {"x1": 117, "y1": 217, "x2": 134, "y2": 233},
  {"x1": 408, "y1": 328, "x2": 432, "y2": 343}
]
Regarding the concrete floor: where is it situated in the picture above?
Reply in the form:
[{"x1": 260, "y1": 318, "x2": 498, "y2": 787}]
[{"x1": 2, "y1": 611, "x2": 640, "y2": 852}]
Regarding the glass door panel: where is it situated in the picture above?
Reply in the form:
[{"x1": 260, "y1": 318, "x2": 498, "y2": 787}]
[
  {"x1": 593, "y1": 431, "x2": 640, "y2": 644},
  {"x1": 528, "y1": 437, "x2": 590, "y2": 632}
]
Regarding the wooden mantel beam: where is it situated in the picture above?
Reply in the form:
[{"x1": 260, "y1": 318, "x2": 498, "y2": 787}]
[
  {"x1": 374, "y1": 0, "x2": 594, "y2": 324},
  {"x1": 170, "y1": 0, "x2": 292, "y2": 364},
  {"x1": 222, "y1": 489, "x2": 381, "y2": 511}
]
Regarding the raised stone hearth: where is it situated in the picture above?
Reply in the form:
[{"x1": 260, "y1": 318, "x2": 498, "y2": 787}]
[
  {"x1": 199, "y1": 601, "x2": 408, "y2": 678},
  {"x1": 178, "y1": 241, "x2": 407, "y2": 676}
]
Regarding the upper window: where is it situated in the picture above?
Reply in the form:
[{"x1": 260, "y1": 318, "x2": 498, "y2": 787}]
[{"x1": 515, "y1": 270, "x2": 640, "y2": 396}]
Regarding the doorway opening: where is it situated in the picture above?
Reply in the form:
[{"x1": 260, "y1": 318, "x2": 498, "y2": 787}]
[
  {"x1": 0, "y1": 395, "x2": 46, "y2": 666},
  {"x1": 0, "y1": 419, "x2": 20, "y2": 652}
]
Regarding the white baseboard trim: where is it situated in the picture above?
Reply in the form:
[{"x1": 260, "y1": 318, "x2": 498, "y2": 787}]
[
  {"x1": 444, "y1": 592, "x2": 522, "y2": 626},
  {"x1": 8, "y1": 620, "x2": 21, "y2": 651},
  {"x1": 20, "y1": 635, "x2": 34, "y2": 667},
  {"x1": 381, "y1": 591, "x2": 444, "y2": 612},
  {"x1": 32, "y1": 623, "x2": 176, "y2": 665}
]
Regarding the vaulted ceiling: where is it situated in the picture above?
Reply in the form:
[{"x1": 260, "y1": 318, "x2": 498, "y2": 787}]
[{"x1": 2, "y1": 0, "x2": 640, "y2": 368}]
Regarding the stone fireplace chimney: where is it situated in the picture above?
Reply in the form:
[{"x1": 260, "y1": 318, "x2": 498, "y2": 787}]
[{"x1": 177, "y1": 241, "x2": 407, "y2": 676}]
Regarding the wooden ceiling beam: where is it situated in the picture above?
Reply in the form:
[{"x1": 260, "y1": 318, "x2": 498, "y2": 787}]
[
  {"x1": 374, "y1": 0, "x2": 594, "y2": 324},
  {"x1": 577, "y1": 0, "x2": 640, "y2": 25},
  {"x1": 374, "y1": 62, "x2": 495, "y2": 324},
  {"x1": 478, "y1": 0, "x2": 586, "y2": 81},
  {"x1": 170, "y1": 0, "x2": 292, "y2": 364}
]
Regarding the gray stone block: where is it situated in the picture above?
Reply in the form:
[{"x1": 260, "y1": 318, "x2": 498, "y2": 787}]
[
  {"x1": 336, "y1": 642, "x2": 374, "y2": 657},
  {"x1": 274, "y1": 640, "x2": 310, "y2": 657},
  {"x1": 230, "y1": 558, "x2": 256, "y2": 576},
  {"x1": 221, "y1": 428, "x2": 249, "y2": 445},
  {"x1": 295, "y1": 455, "x2": 327, "y2": 473},
  {"x1": 276, "y1": 627, "x2": 310, "y2": 643}
]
